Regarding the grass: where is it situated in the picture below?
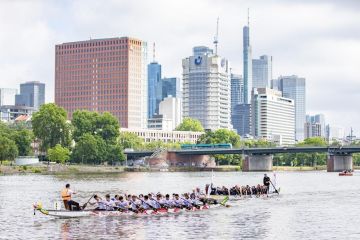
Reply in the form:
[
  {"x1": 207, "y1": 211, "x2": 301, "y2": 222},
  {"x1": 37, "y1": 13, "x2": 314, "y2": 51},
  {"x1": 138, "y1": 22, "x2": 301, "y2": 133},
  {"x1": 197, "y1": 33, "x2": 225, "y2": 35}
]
[{"x1": 272, "y1": 165, "x2": 327, "y2": 171}]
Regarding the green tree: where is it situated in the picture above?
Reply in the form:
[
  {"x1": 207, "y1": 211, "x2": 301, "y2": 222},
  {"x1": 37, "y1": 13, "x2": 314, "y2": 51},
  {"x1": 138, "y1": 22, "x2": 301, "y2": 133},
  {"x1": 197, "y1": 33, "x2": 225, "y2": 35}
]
[
  {"x1": 48, "y1": 144, "x2": 70, "y2": 164},
  {"x1": 297, "y1": 137, "x2": 327, "y2": 147},
  {"x1": 13, "y1": 129, "x2": 34, "y2": 156},
  {"x1": 106, "y1": 144, "x2": 125, "y2": 165},
  {"x1": 71, "y1": 133, "x2": 106, "y2": 164},
  {"x1": 0, "y1": 136, "x2": 18, "y2": 164},
  {"x1": 197, "y1": 129, "x2": 241, "y2": 165},
  {"x1": 119, "y1": 132, "x2": 144, "y2": 150},
  {"x1": 176, "y1": 117, "x2": 204, "y2": 132},
  {"x1": 32, "y1": 103, "x2": 71, "y2": 151},
  {"x1": 96, "y1": 112, "x2": 120, "y2": 144},
  {"x1": 72, "y1": 110, "x2": 120, "y2": 144},
  {"x1": 72, "y1": 110, "x2": 98, "y2": 142}
]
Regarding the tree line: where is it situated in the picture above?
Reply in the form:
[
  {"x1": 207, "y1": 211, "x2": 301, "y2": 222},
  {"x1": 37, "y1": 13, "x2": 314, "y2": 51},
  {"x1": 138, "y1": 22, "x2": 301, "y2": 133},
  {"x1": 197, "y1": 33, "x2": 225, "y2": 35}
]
[{"x1": 1, "y1": 103, "x2": 359, "y2": 166}]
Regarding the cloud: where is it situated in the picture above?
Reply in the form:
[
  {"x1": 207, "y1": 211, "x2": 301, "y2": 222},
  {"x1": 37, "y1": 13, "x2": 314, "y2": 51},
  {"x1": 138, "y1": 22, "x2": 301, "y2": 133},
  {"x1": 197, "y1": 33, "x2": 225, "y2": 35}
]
[{"x1": 0, "y1": 0, "x2": 359, "y2": 136}]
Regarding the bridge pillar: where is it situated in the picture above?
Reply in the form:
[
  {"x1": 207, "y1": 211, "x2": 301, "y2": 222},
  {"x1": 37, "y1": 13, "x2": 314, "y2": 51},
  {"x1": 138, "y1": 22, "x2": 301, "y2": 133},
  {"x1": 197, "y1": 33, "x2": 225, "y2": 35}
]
[
  {"x1": 327, "y1": 154, "x2": 353, "y2": 172},
  {"x1": 242, "y1": 154, "x2": 273, "y2": 172}
]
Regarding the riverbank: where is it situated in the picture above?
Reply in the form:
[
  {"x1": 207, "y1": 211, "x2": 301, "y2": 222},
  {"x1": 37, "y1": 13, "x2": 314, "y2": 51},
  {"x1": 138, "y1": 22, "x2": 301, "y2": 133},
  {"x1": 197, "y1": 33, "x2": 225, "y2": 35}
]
[{"x1": 1, "y1": 164, "x2": 359, "y2": 175}]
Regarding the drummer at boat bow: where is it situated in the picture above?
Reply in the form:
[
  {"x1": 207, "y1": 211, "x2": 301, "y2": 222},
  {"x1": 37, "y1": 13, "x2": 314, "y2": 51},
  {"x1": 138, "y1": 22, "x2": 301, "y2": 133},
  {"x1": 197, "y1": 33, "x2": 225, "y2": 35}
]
[{"x1": 61, "y1": 184, "x2": 81, "y2": 211}]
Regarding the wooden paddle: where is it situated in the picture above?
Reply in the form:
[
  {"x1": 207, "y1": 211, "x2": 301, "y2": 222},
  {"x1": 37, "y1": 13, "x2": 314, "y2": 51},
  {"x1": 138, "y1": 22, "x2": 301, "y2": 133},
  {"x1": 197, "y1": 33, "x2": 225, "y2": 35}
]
[
  {"x1": 270, "y1": 181, "x2": 279, "y2": 195},
  {"x1": 82, "y1": 195, "x2": 95, "y2": 210}
]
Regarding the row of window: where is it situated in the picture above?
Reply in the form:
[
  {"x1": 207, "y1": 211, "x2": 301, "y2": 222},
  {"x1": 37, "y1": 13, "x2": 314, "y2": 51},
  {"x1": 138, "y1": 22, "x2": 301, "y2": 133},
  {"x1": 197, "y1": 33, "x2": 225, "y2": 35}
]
[{"x1": 57, "y1": 39, "x2": 142, "y2": 50}]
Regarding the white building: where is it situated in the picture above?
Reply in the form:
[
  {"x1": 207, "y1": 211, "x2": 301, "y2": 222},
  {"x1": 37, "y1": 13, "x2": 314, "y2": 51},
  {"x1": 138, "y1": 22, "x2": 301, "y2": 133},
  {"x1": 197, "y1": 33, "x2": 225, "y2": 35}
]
[
  {"x1": 159, "y1": 96, "x2": 182, "y2": 130},
  {"x1": 148, "y1": 114, "x2": 173, "y2": 131},
  {"x1": 251, "y1": 88, "x2": 295, "y2": 145},
  {"x1": 0, "y1": 88, "x2": 18, "y2": 106},
  {"x1": 182, "y1": 46, "x2": 232, "y2": 130},
  {"x1": 121, "y1": 128, "x2": 203, "y2": 143}
]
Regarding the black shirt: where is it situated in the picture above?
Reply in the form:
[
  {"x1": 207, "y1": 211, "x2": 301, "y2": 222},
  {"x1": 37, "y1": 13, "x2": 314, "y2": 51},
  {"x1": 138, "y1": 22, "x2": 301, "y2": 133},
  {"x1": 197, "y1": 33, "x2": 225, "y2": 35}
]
[{"x1": 263, "y1": 176, "x2": 270, "y2": 186}]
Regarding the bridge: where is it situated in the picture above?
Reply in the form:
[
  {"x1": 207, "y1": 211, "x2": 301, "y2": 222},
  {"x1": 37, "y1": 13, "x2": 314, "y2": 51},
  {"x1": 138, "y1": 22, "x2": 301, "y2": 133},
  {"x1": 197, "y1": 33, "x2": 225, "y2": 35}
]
[{"x1": 124, "y1": 146, "x2": 360, "y2": 172}]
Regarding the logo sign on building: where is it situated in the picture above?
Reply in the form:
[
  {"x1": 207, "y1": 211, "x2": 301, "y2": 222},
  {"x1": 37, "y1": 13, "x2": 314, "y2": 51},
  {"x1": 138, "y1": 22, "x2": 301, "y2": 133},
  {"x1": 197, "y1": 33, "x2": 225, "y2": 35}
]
[{"x1": 194, "y1": 56, "x2": 202, "y2": 65}]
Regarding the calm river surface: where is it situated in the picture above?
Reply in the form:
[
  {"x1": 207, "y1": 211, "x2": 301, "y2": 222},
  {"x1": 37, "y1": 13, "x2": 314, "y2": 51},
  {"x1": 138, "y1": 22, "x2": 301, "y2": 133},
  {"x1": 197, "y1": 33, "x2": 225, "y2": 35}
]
[{"x1": 0, "y1": 171, "x2": 359, "y2": 240}]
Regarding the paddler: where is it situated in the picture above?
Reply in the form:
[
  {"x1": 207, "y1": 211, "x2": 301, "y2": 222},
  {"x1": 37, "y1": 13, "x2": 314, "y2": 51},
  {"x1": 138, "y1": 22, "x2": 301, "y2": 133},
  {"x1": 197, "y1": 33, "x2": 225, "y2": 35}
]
[
  {"x1": 61, "y1": 183, "x2": 81, "y2": 211},
  {"x1": 263, "y1": 174, "x2": 271, "y2": 194},
  {"x1": 89, "y1": 195, "x2": 106, "y2": 210}
]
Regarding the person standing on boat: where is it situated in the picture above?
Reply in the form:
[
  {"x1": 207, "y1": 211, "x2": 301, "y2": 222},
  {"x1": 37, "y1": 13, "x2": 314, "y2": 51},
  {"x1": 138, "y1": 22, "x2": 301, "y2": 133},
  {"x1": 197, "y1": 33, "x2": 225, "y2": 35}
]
[
  {"x1": 61, "y1": 184, "x2": 81, "y2": 211},
  {"x1": 263, "y1": 174, "x2": 271, "y2": 194}
]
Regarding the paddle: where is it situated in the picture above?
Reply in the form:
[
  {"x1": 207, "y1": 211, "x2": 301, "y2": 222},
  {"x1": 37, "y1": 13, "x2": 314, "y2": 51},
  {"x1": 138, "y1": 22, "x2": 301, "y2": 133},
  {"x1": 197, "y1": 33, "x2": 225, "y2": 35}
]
[
  {"x1": 82, "y1": 195, "x2": 95, "y2": 210},
  {"x1": 270, "y1": 180, "x2": 279, "y2": 195},
  {"x1": 137, "y1": 197, "x2": 157, "y2": 211},
  {"x1": 180, "y1": 197, "x2": 200, "y2": 209}
]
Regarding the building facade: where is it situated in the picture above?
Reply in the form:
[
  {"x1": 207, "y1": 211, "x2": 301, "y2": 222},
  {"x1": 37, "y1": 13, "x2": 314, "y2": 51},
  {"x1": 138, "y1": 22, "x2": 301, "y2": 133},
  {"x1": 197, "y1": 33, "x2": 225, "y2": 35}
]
[
  {"x1": 162, "y1": 77, "x2": 181, "y2": 99},
  {"x1": 15, "y1": 81, "x2": 45, "y2": 110},
  {"x1": 243, "y1": 25, "x2": 252, "y2": 104},
  {"x1": 182, "y1": 46, "x2": 232, "y2": 130},
  {"x1": 120, "y1": 128, "x2": 203, "y2": 143},
  {"x1": 272, "y1": 75, "x2": 306, "y2": 142},
  {"x1": 326, "y1": 125, "x2": 345, "y2": 143},
  {"x1": 55, "y1": 37, "x2": 148, "y2": 128},
  {"x1": 232, "y1": 103, "x2": 251, "y2": 137},
  {"x1": 230, "y1": 73, "x2": 244, "y2": 111},
  {"x1": 251, "y1": 88, "x2": 295, "y2": 145},
  {"x1": 147, "y1": 114, "x2": 173, "y2": 130},
  {"x1": 252, "y1": 55, "x2": 272, "y2": 89},
  {"x1": 148, "y1": 62, "x2": 162, "y2": 118},
  {"x1": 159, "y1": 96, "x2": 182, "y2": 130},
  {"x1": 0, "y1": 88, "x2": 18, "y2": 106},
  {"x1": 305, "y1": 114, "x2": 326, "y2": 138},
  {"x1": 0, "y1": 105, "x2": 36, "y2": 122}
]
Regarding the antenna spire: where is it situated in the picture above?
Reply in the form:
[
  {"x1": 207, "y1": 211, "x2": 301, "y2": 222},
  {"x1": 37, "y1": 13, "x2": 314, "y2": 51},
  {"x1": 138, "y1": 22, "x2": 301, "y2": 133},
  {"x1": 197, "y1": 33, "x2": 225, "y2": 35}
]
[
  {"x1": 213, "y1": 17, "x2": 219, "y2": 55},
  {"x1": 247, "y1": 8, "x2": 250, "y2": 27},
  {"x1": 153, "y1": 42, "x2": 156, "y2": 62}
]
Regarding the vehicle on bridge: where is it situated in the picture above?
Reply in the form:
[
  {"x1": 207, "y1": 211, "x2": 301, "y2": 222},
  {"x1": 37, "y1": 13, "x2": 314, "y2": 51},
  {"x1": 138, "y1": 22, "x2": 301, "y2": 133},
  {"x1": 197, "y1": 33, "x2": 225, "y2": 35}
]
[{"x1": 180, "y1": 143, "x2": 232, "y2": 150}]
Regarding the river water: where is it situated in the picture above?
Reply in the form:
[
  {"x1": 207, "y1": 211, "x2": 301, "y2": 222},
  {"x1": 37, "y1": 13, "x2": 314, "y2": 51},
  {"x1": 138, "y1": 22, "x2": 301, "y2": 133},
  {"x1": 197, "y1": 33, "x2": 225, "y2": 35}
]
[{"x1": 0, "y1": 171, "x2": 359, "y2": 240}]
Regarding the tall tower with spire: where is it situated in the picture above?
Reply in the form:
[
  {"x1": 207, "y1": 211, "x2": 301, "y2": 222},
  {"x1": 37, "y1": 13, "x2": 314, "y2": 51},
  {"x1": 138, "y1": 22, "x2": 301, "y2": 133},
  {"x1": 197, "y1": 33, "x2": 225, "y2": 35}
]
[
  {"x1": 243, "y1": 9, "x2": 252, "y2": 104},
  {"x1": 147, "y1": 42, "x2": 162, "y2": 119}
]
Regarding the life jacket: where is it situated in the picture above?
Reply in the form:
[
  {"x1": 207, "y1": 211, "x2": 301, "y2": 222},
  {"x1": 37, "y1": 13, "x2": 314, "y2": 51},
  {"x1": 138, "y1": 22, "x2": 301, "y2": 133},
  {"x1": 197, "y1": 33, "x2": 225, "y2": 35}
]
[{"x1": 61, "y1": 188, "x2": 71, "y2": 201}]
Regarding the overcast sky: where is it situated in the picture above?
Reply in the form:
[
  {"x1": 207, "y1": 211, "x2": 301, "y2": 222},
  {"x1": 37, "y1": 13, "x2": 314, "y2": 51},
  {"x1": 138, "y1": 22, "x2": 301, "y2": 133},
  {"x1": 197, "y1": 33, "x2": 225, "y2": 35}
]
[{"x1": 0, "y1": 0, "x2": 359, "y2": 136}]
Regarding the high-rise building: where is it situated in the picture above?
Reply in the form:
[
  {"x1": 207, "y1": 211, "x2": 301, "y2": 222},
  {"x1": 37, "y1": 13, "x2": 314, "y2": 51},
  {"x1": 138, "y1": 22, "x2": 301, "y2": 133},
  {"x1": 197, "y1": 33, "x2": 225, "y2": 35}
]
[
  {"x1": 148, "y1": 62, "x2": 162, "y2": 118},
  {"x1": 55, "y1": 37, "x2": 148, "y2": 128},
  {"x1": 243, "y1": 23, "x2": 252, "y2": 104},
  {"x1": 305, "y1": 114, "x2": 326, "y2": 138},
  {"x1": 232, "y1": 103, "x2": 251, "y2": 137},
  {"x1": 159, "y1": 96, "x2": 182, "y2": 130},
  {"x1": 326, "y1": 125, "x2": 345, "y2": 143},
  {"x1": 162, "y1": 77, "x2": 181, "y2": 99},
  {"x1": 252, "y1": 55, "x2": 272, "y2": 89},
  {"x1": 0, "y1": 88, "x2": 18, "y2": 106},
  {"x1": 182, "y1": 46, "x2": 232, "y2": 130},
  {"x1": 15, "y1": 81, "x2": 45, "y2": 110},
  {"x1": 230, "y1": 73, "x2": 244, "y2": 111},
  {"x1": 251, "y1": 88, "x2": 295, "y2": 145},
  {"x1": 272, "y1": 75, "x2": 306, "y2": 142}
]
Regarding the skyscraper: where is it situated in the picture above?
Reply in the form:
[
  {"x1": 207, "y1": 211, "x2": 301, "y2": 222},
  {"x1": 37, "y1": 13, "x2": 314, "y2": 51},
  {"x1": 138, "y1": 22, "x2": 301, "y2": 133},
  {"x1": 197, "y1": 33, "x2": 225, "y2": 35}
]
[
  {"x1": 55, "y1": 37, "x2": 148, "y2": 128},
  {"x1": 15, "y1": 81, "x2": 45, "y2": 110},
  {"x1": 182, "y1": 46, "x2": 232, "y2": 130},
  {"x1": 272, "y1": 75, "x2": 306, "y2": 142},
  {"x1": 0, "y1": 88, "x2": 18, "y2": 106},
  {"x1": 148, "y1": 62, "x2": 162, "y2": 118},
  {"x1": 243, "y1": 23, "x2": 252, "y2": 104},
  {"x1": 230, "y1": 73, "x2": 244, "y2": 111},
  {"x1": 232, "y1": 103, "x2": 251, "y2": 137},
  {"x1": 305, "y1": 114, "x2": 326, "y2": 138},
  {"x1": 162, "y1": 77, "x2": 181, "y2": 99},
  {"x1": 252, "y1": 55, "x2": 272, "y2": 88},
  {"x1": 251, "y1": 88, "x2": 295, "y2": 145}
]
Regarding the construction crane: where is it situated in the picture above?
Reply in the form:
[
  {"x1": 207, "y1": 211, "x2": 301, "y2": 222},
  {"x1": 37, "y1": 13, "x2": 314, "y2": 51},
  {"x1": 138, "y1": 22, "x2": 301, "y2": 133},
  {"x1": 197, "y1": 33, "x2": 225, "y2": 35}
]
[{"x1": 213, "y1": 17, "x2": 219, "y2": 55}]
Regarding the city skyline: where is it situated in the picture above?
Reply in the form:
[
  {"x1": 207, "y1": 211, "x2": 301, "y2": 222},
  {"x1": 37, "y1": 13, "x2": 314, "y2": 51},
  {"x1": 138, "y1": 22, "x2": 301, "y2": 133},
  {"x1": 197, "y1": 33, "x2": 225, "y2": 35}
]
[{"x1": 0, "y1": 0, "x2": 359, "y2": 135}]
